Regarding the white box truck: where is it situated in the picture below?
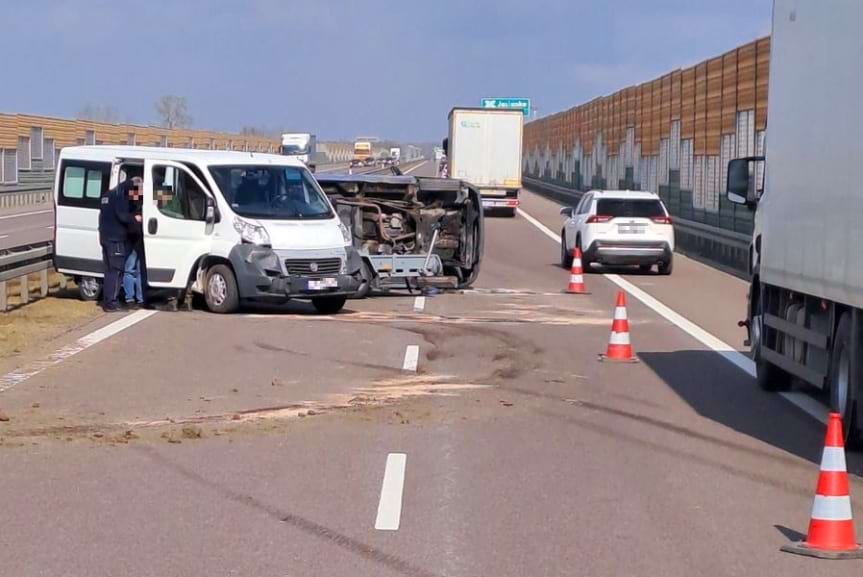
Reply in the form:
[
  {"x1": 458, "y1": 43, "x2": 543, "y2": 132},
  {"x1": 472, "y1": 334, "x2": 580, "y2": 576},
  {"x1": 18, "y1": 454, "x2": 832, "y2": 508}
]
[
  {"x1": 445, "y1": 108, "x2": 523, "y2": 217},
  {"x1": 280, "y1": 133, "x2": 317, "y2": 171},
  {"x1": 728, "y1": 0, "x2": 863, "y2": 444}
]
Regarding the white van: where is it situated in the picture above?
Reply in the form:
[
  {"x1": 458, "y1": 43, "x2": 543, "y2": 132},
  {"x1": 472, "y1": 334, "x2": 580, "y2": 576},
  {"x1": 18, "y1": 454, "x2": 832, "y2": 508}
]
[{"x1": 53, "y1": 146, "x2": 361, "y2": 313}]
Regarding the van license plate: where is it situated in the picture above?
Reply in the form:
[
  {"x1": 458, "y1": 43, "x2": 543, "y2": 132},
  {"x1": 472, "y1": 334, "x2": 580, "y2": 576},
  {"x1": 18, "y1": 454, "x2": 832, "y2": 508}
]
[{"x1": 307, "y1": 278, "x2": 338, "y2": 290}]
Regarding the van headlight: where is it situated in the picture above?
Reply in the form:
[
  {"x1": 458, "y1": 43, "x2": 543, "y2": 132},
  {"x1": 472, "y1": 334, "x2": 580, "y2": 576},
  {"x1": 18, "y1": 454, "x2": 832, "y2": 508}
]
[
  {"x1": 233, "y1": 216, "x2": 271, "y2": 246},
  {"x1": 338, "y1": 222, "x2": 352, "y2": 246}
]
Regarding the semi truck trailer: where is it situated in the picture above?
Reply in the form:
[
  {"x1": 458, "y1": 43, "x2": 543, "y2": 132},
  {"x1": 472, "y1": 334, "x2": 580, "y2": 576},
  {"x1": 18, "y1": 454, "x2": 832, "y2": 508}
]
[
  {"x1": 728, "y1": 0, "x2": 863, "y2": 444},
  {"x1": 445, "y1": 108, "x2": 523, "y2": 217}
]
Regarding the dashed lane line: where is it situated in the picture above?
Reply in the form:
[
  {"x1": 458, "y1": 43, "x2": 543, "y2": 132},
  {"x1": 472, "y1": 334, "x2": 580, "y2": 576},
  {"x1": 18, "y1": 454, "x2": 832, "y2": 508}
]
[
  {"x1": 402, "y1": 345, "x2": 419, "y2": 372},
  {"x1": 413, "y1": 296, "x2": 425, "y2": 312},
  {"x1": 0, "y1": 309, "x2": 158, "y2": 393},
  {"x1": 516, "y1": 207, "x2": 828, "y2": 425},
  {"x1": 375, "y1": 453, "x2": 407, "y2": 531},
  {"x1": 402, "y1": 160, "x2": 428, "y2": 174}
]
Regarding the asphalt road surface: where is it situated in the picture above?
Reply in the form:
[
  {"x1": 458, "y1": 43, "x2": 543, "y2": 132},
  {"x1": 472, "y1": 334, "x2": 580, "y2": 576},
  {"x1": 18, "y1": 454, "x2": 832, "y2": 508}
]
[{"x1": 0, "y1": 167, "x2": 859, "y2": 576}]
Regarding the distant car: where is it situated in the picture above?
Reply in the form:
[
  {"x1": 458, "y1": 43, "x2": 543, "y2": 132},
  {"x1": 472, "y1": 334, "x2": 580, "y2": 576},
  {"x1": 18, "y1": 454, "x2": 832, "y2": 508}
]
[
  {"x1": 350, "y1": 159, "x2": 364, "y2": 168},
  {"x1": 363, "y1": 157, "x2": 376, "y2": 167},
  {"x1": 559, "y1": 190, "x2": 674, "y2": 274}
]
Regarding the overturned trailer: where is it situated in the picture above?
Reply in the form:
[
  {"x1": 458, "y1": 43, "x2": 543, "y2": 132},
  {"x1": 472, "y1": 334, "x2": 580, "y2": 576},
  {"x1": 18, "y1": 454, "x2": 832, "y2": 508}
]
[{"x1": 316, "y1": 174, "x2": 484, "y2": 296}]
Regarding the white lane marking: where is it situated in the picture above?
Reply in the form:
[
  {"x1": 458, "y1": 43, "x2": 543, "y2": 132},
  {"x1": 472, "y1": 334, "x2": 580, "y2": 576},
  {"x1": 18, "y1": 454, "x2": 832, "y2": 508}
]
[
  {"x1": 516, "y1": 207, "x2": 829, "y2": 425},
  {"x1": 0, "y1": 310, "x2": 157, "y2": 393},
  {"x1": 0, "y1": 209, "x2": 53, "y2": 220},
  {"x1": 402, "y1": 345, "x2": 419, "y2": 372},
  {"x1": 403, "y1": 161, "x2": 428, "y2": 174},
  {"x1": 413, "y1": 296, "x2": 426, "y2": 312},
  {"x1": 0, "y1": 234, "x2": 8, "y2": 240},
  {"x1": 375, "y1": 453, "x2": 407, "y2": 531},
  {"x1": 45, "y1": 225, "x2": 55, "y2": 229}
]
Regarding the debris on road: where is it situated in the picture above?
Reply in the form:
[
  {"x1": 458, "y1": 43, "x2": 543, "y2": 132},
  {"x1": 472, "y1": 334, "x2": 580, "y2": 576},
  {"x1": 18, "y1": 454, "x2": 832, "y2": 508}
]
[
  {"x1": 181, "y1": 425, "x2": 203, "y2": 439},
  {"x1": 0, "y1": 410, "x2": 10, "y2": 422}
]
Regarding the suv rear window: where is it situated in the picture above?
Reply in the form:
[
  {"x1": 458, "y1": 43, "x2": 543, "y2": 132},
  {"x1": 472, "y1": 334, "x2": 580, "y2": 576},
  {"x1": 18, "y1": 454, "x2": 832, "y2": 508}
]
[{"x1": 596, "y1": 198, "x2": 665, "y2": 218}]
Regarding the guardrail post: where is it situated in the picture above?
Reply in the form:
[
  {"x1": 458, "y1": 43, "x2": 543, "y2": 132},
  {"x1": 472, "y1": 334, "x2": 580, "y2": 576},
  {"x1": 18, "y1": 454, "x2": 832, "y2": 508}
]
[
  {"x1": 40, "y1": 269, "x2": 48, "y2": 297},
  {"x1": 19, "y1": 275, "x2": 29, "y2": 305},
  {"x1": 0, "y1": 281, "x2": 6, "y2": 312}
]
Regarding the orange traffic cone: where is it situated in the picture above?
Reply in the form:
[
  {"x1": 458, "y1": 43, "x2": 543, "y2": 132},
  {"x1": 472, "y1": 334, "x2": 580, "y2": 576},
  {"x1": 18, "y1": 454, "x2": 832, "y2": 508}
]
[
  {"x1": 599, "y1": 291, "x2": 637, "y2": 362},
  {"x1": 566, "y1": 247, "x2": 588, "y2": 294},
  {"x1": 782, "y1": 412, "x2": 863, "y2": 559}
]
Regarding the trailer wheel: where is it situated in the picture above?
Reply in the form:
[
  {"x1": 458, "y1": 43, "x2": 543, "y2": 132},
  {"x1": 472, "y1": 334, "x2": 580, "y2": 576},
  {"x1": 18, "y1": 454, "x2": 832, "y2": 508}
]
[
  {"x1": 829, "y1": 313, "x2": 862, "y2": 448},
  {"x1": 353, "y1": 261, "x2": 373, "y2": 299},
  {"x1": 503, "y1": 207, "x2": 517, "y2": 218},
  {"x1": 753, "y1": 293, "x2": 790, "y2": 391}
]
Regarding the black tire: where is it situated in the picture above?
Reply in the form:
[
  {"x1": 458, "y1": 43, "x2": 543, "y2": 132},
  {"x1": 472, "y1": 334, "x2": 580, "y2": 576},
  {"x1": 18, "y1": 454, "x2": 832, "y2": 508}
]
[
  {"x1": 658, "y1": 257, "x2": 673, "y2": 275},
  {"x1": 829, "y1": 313, "x2": 862, "y2": 448},
  {"x1": 560, "y1": 232, "x2": 573, "y2": 269},
  {"x1": 312, "y1": 295, "x2": 347, "y2": 314},
  {"x1": 639, "y1": 264, "x2": 653, "y2": 273},
  {"x1": 352, "y1": 261, "x2": 374, "y2": 299},
  {"x1": 503, "y1": 207, "x2": 517, "y2": 218},
  {"x1": 577, "y1": 236, "x2": 591, "y2": 271},
  {"x1": 78, "y1": 276, "x2": 102, "y2": 301},
  {"x1": 204, "y1": 264, "x2": 240, "y2": 314},
  {"x1": 752, "y1": 292, "x2": 791, "y2": 391}
]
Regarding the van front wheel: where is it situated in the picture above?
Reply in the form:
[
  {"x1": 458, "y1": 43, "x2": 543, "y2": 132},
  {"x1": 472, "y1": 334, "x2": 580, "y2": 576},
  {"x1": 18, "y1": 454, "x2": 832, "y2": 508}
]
[
  {"x1": 312, "y1": 295, "x2": 347, "y2": 314},
  {"x1": 205, "y1": 265, "x2": 240, "y2": 314}
]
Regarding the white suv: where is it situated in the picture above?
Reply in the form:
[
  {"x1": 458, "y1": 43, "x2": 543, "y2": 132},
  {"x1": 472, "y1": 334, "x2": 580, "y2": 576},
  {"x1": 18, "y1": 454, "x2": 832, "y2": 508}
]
[{"x1": 560, "y1": 190, "x2": 675, "y2": 275}]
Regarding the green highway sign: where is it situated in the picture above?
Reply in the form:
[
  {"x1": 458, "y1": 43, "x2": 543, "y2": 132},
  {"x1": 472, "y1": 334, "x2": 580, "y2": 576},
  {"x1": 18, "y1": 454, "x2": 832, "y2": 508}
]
[{"x1": 481, "y1": 97, "x2": 531, "y2": 116}]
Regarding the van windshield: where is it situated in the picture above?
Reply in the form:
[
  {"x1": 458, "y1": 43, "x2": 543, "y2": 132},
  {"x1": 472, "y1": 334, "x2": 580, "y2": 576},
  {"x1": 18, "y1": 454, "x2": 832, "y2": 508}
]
[{"x1": 209, "y1": 165, "x2": 333, "y2": 220}]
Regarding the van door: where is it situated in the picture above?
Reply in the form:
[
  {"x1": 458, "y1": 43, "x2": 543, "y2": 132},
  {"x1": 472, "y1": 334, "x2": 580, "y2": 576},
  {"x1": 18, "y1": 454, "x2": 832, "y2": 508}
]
[{"x1": 142, "y1": 159, "x2": 215, "y2": 288}]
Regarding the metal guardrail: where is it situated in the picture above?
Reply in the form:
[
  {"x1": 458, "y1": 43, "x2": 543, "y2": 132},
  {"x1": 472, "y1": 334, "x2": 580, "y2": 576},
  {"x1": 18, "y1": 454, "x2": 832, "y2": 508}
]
[
  {"x1": 0, "y1": 244, "x2": 56, "y2": 311},
  {"x1": 0, "y1": 188, "x2": 52, "y2": 210}
]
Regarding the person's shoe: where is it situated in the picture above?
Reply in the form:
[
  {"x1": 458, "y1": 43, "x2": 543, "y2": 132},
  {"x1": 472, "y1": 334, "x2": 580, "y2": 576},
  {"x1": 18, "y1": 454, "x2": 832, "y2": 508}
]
[
  {"x1": 101, "y1": 304, "x2": 123, "y2": 313},
  {"x1": 125, "y1": 301, "x2": 140, "y2": 310}
]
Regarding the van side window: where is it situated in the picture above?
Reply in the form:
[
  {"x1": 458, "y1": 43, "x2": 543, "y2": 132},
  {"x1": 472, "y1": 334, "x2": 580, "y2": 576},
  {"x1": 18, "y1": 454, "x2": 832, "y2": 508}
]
[
  {"x1": 152, "y1": 165, "x2": 208, "y2": 221},
  {"x1": 58, "y1": 160, "x2": 111, "y2": 209}
]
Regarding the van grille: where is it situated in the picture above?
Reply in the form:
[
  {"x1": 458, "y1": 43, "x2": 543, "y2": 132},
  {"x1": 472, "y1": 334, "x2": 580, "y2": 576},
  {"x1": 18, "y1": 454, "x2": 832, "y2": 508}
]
[{"x1": 284, "y1": 258, "x2": 341, "y2": 278}]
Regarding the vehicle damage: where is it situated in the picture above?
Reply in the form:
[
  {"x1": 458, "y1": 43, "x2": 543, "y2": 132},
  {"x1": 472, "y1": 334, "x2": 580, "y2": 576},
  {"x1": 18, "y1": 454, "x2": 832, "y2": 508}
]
[{"x1": 316, "y1": 174, "x2": 484, "y2": 295}]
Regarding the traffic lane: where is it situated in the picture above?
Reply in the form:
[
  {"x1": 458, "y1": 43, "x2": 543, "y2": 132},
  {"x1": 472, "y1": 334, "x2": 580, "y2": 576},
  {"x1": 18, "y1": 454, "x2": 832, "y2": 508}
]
[
  {"x1": 0, "y1": 303, "x2": 439, "y2": 435},
  {"x1": 1, "y1": 206, "x2": 861, "y2": 575},
  {"x1": 519, "y1": 188, "x2": 750, "y2": 350},
  {"x1": 0, "y1": 208, "x2": 54, "y2": 250}
]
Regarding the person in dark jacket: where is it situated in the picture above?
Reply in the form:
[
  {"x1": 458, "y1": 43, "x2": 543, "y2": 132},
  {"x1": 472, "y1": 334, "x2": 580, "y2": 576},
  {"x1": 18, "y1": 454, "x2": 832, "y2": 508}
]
[
  {"x1": 99, "y1": 177, "x2": 142, "y2": 312},
  {"x1": 123, "y1": 184, "x2": 146, "y2": 307}
]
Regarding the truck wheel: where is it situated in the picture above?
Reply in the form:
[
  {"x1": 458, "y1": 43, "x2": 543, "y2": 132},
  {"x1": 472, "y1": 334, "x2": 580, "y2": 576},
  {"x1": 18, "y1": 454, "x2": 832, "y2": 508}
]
[
  {"x1": 560, "y1": 232, "x2": 573, "y2": 269},
  {"x1": 205, "y1": 265, "x2": 240, "y2": 314},
  {"x1": 78, "y1": 276, "x2": 102, "y2": 301},
  {"x1": 658, "y1": 257, "x2": 673, "y2": 275},
  {"x1": 312, "y1": 295, "x2": 347, "y2": 314},
  {"x1": 753, "y1": 295, "x2": 790, "y2": 391},
  {"x1": 504, "y1": 207, "x2": 517, "y2": 218},
  {"x1": 829, "y1": 313, "x2": 862, "y2": 448}
]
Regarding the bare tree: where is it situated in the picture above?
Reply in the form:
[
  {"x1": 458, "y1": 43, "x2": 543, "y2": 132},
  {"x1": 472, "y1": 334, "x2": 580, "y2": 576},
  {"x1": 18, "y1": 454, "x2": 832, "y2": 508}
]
[
  {"x1": 154, "y1": 95, "x2": 193, "y2": 129},
  {"x1": 77, "y1": 103, "x2": 121, "y2": 123}
]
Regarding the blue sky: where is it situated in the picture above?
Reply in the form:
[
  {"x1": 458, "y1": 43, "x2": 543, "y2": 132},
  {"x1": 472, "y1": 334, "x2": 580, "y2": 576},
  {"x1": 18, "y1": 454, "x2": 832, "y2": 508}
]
[{"x1": 1, "y1": 0, "x2": 772, "y2": 141}]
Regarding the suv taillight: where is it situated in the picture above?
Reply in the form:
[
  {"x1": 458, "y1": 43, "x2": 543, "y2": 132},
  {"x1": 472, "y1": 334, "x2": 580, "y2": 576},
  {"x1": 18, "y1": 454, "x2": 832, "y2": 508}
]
[
  {"x1": 651, "y1": 216, "x2": 673, "y2": 225},
  {"x1": 586, "y1": 215, "x2": 612, "y2": 224}
]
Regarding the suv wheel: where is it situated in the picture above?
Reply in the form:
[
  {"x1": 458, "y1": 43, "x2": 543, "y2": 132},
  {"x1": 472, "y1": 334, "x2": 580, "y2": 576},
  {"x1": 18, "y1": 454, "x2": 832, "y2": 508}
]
[{"x1": 561, "y1": 232, "x2": 573, "y2": 269}]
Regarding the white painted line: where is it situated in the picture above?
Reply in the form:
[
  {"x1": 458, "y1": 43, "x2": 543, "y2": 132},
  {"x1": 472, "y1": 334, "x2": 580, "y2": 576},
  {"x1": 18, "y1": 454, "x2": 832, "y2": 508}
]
[
  {"x1": 403, "y1": 160, "x2": 428, "y2": 174},
  {"x1": 0, "y1": 209, "x2": 53, "y2": 220},
  {"x1": 516, "y1": 207, "x2": 829, "y2": 425},
  {"x1": 0, "y1": 309, "x2": 157, "y2": 393},
  {"x1": 375, "y1": 453, "x2": 407, "y2": 531},
  {"x1": 413, "y1": 296, "x2": 426, "y2": 312},
  {"x1": 0, "y1": 234, "x2": 8, "y2": 240},
  {"x1": 45, "y1": 225, "x2": 55, "y2": 229},
  {"x1": 402, "y1": 345, "x2": 419, "y2": 372}
]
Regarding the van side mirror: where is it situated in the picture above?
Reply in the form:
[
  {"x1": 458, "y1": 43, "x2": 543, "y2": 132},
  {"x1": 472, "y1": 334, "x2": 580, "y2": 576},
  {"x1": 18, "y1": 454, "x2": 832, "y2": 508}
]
[
  {"x1": 560, "y1": 207, "x2": 574, "y2": 218},
  {"x1": 726, "y1": 156, "x2": 765, "y2": 206},
  {"x1": 205, "y1": 198, "x2": 216, "y2": 224}
]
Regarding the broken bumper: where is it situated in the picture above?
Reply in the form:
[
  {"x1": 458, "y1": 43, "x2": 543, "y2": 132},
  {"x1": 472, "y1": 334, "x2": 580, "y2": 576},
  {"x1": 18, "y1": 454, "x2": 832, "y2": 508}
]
[{"x1": 229, "y1": 245, "x2": 362, "y2": 300}]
